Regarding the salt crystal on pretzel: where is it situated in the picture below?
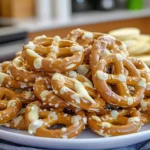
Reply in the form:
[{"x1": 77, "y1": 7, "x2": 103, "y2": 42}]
[
  {"x1": 51, "y1": 73, "x2": 105, "y2": 111},
  {"x1": 88, "y1": 108, "x2": 141, "y2": 137},
  {"x1": 93, "y1": 54, "x2": 145, "y2": 107},
  {"x1": 34, "y1": 77, "x2": 68, "y2": 109},
  {"x1": 23, "y1": 37, "x2": 84, "y2": 72},
  {"x1": 25, "y1": 102, "x2": 85, "y2": 138}
]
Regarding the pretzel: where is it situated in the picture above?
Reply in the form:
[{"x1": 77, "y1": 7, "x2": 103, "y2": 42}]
[
  {"x1": 0, "y1": 99, "x2": 22, "y2": 125},
  {"x1": 0, "y1": 29, "x2": 150, "y2": 138},
  {"x1": 4, "y1": 108, "x2": 27, "y2": 130},
  {"x1": 92, "y1": 54, "x2": 145, "y2": 107},
  {"x1": 67, "y1": 28, "x2": 104, "y2": 47},
  {"x1": 0, "y1": 86, "x2": 36, "y2": 104},
  {"x1": 129, "y1": 57, "x2": 150, "y2": 97},
  {"x1": 83, "y1": 47, "x2": 91, "y2": 64},
  {"x1": 0, "y1": 72, "x2": 34, "y2": 89},
  {"x1": 76, "y1": 64, "x2": 91, "y2": 77},
  {"x1": 15, "y1": 51, "x2": 22, "y2": 57},
  {"x1": 95, "y1": 103, "x2": 123, "y2": 116},
  {"x1": 141, "y1": 113, "x2": 150, "y2": 126},
  {"x1": 134, "y1": 55, "x2": 150, "y2": 67},
  {"x1": 140, "y1": 99, "x2": 150, "y2": 115},
  {"x1": 0, "y1": 87, "x2": 16, "y2": 99},
  {"x1": 90, "y1": 35, "x2": 128, "y2": 68},
  {"x1": 33, "y1": 77, "x2": 68, "y2": 109},
  {"x1": 16, "y1": 90, "x2": 36, "y2": 104},
  {"x1": 25, "y1": 101, "x2": 86, "y2": 138},
  {"x1": 66, "y1": 71, "x2": 102, "y2": 102},
  {"x1": 8, "y1": 56, "x2": 43, "y2": 82},
  {"x1": 87, "y1": 108, "x2": 141, "y2": 136},
  {"x1": 0, "y1": 87, "x2": 22, "y2": 124},
  {"x1": 0, "y1": 63, "x2": 34, "y2": 89},
  {"x1": 22, "y1": 36, "x2": 84, "y2": 73},
  {"x1": 51, "y1": 73, "x2": 105, "y2": 111},
  {"x1": 66, "y1": 71, "x2": 93, "y2": 88},
  {"x1": 67, "y1": 29, "x2": 105, "y2": 64},
  {"x1": 0, "y1": 61, "x2": 10, "y2": 73}
]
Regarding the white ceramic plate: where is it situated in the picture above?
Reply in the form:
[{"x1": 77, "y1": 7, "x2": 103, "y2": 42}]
[{"x1": 0, "y1": 125, "x2": 150, "y2": 150}]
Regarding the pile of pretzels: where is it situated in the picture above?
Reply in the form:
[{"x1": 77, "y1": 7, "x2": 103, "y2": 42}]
[
  {"x1": 109, "y1": 28, "x2": 150, "y2": 66},
  {"x1": 0, "y1": 28, "x2": 150, "y2": 139}
]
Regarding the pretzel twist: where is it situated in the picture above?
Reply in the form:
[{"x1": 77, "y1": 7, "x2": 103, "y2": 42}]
[
  {"x1": 25, "y1": 101, "x2": 86, "y2": 138},
  {"x1": 51, "y1": 73, "x2": 105, "y2": 111},
  {"x1": 4, "y1": 108, "x2": 27, "y2": 130},
  {"x1": 0, "y1": 87, "x2": 22, "y2": 125},
  {"x1": 129, "y1": 57, "x2": 150, "y2": 97},
  {"x1": 0, "y1": 62, "x2": 33, "y2": 89},
  {"x1": 90, "y1": 35, "x2": 128, "y2": 68},
  {"x1": 9, "y1": 56, "x2": 43, "y2": 82},
  {"x1": 0, "y1": 61, "x2": 10, "y2": 73},
  {"x1": 34, "y1": 77, "x2": 68, "y2": 109},
  {"x1": 140, "y1": 99, "x2": 150, "y2": 115},
  {"x1": 22, "y1": 36, "x2": 84, "y2": 73},
  {"x1": 141, "y1": 113, "x2": 150, "y2": 126},
  {"x1": 92, "y1": 54, "x2": 145, "y2": 107},
  {"x1": 0, "y1": 29, "x2": 149, "y2": 138},
  {"x1": 67, "y1": 28, "x2": 104, "y2": 47},
  {"x1": 87, "y1": 108, "x2": 141, "y2": 136}
]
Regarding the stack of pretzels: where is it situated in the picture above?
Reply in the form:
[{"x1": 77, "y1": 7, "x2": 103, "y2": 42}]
[
  {"x1": 0, "y1": 28, "x2": 150, "y2": 139},
  {"x1": 109, "y1": 28, "x2": 150, "y2": 66}
]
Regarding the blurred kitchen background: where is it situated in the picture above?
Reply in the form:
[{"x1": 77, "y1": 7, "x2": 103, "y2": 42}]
[{"x1": 0, "y1": 0, "x2": 149, "y2": 61}]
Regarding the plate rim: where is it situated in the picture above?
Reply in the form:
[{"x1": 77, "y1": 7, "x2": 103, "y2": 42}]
[
  {"x1": 0, "y1": 126, "x2": 150, "y2": 143},
  {"x1": 0, "y1": 126, "x2": 150, "y2": 150}
]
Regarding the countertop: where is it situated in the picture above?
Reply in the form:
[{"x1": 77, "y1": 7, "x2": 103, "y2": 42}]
[{"x1": 0, "y1": 8, "x2": 150, "y2": 36}]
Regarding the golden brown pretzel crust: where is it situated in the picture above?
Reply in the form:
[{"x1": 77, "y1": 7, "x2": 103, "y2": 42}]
[
  {"x1": 51, "y1": 73, "x2": 105, "y2": 112},
  {"x1": 34, "y1": 77, "x2": 68, "y2": 109},
  {"x1": 92, "y1": 54, "x2": 145, "y2": 107},
  {"x1": 87, "y1": 108, "x2": 141, "y2": 136},
  {"x1": 0, "y1": 87, "x2": 22, "y2": 125},
  {"x1": 130, "y1": 58, "x2": 150, "y2": 97},
  {"x1": 0, "y1": 29, "x2": 150, "y2": 138},
  {"x1": 25, "y1": 101, "x2": 85, "y2": 138},
  {"x1": 0, "y1": 62, "x2": 33, "y2": 89},
  {"x1": 90, "y1": 35, "x2": 129, "y2": 68},
  {"x1": 67, "y1": 28, "x2": 104, "y2": 47},
  {"x1": 9, "y1": 56, "x2": 43, "y2": 82},
  {"x1": 140, "y1": 98, "x2": 150, "y2": 115},
  {"x1": 141, "y1": 113, "x2": 150, "y2": 125},
  {"x1": 22, "y1": 36, "x2": 84, "y2": 73},
  {"x1": 0, "y1": 61, "x2": 10, "y2": 73},
  {"x1": 4, "y1": 113, "x2": 27, "y2": 130},
  {"x1": 67, "y1": 29, "x2": 106, "y2": 64}
]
